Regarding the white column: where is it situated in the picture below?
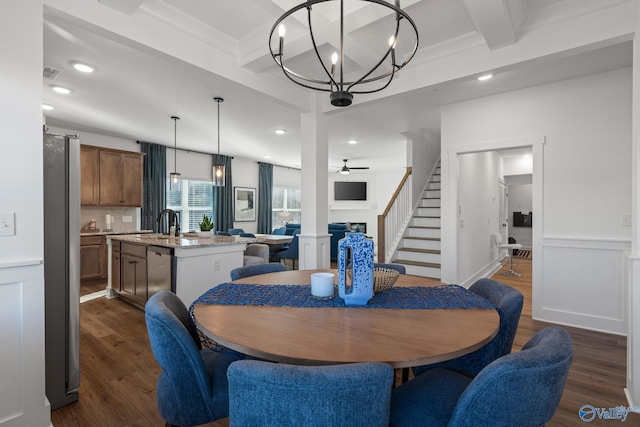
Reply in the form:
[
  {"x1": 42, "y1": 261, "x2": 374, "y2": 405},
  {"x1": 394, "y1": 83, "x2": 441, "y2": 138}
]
[
  {"x1": 299, "y1": 94, "x2": 331, "y2": 269},
  {"x1": 627, "y1": 0, "x2": 640, "y2": 409}
]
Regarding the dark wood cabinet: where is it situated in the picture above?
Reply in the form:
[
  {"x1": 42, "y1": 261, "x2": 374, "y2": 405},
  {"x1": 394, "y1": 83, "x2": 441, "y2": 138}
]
[
  {"x1": 80, "y1": 146, "x2": 99, "y2": 206},
  {"x1": 111, "y1": 241, "x2": 121, "y2": 293},
  {"x1": 118, "y1": 242, "x2": 148, "y2": 307},
  {"x1": 80, "y1": 145, "x2": 144, "y2": 207},
  {"x1": 80, "y1": 235, "x2": 106, "y2": 280},
  {"x1": 99, "y1": 150, "x2": 144, "y2": 207}
]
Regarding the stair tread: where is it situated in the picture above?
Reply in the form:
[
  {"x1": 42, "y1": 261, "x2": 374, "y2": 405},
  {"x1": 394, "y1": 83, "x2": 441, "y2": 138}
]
[
  {"x1": 413, "y1": 215, "x2": 440, "y2": 219},
  {"x1": 407, "y1": 226, "x2": 440, "y2": 230},
  {"x1": 398, "y1": 247, "x2": 441, "y2": 254},
  {"x1": 403, "y1": 236, "x2": 441, "y2": 241},
  {"x1": 392, "y1": 259, "x2": 441, "y2": 268}
]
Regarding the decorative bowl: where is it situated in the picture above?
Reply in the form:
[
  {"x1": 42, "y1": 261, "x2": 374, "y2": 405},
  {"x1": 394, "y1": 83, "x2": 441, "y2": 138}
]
[
  {"x1": 197, "y1": 230, "x2": 213, "y2": 238},
  {"x1": 346, "y1": 267, "x2": 400, "y2": 294},
  {"x1": 373, "y1": 268, "x2": 400, "y2": 293}
]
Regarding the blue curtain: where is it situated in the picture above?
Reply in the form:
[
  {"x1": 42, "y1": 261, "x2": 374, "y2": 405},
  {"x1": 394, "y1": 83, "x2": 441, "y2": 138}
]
[
  {"x1": 140, "y1": 142, "x2": 166, "y2": 232},
  {"x1": 212, "y1": 154, "x2": 233, "y2": 233},
  {"x1": 258, "y1": 162, "x2": 273, "y2": 233}
]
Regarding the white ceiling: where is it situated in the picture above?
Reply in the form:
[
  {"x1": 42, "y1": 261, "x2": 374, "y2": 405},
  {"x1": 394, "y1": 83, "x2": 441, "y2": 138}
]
[{"x1": 43, "y1": 0, "x2": 632, "y2": 173}]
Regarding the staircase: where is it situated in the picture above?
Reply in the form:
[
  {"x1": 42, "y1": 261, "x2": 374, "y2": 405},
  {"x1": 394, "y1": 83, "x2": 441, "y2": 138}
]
[{"x1": 391, "y1": 163, "x2": 441, "y2": 279}]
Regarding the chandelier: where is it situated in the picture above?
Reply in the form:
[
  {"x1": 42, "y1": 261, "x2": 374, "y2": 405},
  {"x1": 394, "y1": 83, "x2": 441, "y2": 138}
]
[{"x1": 269, "y1": 0, "x2": 419, "y2": 107}]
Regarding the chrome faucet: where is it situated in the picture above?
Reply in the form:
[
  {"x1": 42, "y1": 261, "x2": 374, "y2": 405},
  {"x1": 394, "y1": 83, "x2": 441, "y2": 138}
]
[{"x1": 157, "y1": 209, "x2": 180, "y2": 236}]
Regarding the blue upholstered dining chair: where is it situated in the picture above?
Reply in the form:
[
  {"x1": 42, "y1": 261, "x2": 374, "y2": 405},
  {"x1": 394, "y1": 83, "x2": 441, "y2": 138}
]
[
  {"x1": 228, "y1": 360, "x2": 394, "y2": 427},
  {"x1": 374, "y1": 262, "x2": 406, "y2": 274},
  {"x1": 230, "y1": 262, "x2": 285, "y2": 281},
  {"x1": 216, "y1": 231, "x2": 231, "y2": 236},
  {"x1": 239, "y1": 232, "x2": 256, "y2": 238},
  {"x1": 271, "y1": 232, "x2": 300, "y2": 269},
  {"x1": 144, "y1": 291, "x2": 235, "y2": 427},
  {"x1": 390, "y1": 327, "x2": 573, "y2": 427},
  {"x1": 227, "y1": 228, "x2": 244, "y2": 235},
  {"x1": 271, "y1": 227, "x2": 286, "y2": 235},
  {"x1": 412, "y1": 278, "x2": 524, "y2": 378}
]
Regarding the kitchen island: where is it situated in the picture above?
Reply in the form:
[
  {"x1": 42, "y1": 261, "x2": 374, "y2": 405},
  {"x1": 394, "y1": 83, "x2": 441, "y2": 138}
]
[{"x1": 107, "y1": 233, "x2": 255, "y2": 307}]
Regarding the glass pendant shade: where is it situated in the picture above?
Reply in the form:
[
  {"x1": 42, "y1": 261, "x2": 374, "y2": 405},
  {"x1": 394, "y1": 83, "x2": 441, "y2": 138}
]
[
  {"x1": 213, "y1": 164, "x2": 225, "y2": 187},
  {"x1": 170, "y1": 171, "x2": 181, "y2": 186}
]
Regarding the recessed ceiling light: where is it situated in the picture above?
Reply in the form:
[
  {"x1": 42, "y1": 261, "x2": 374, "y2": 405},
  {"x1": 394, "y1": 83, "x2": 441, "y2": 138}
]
[
  {"x1": 51, "y1": 85, "x2": 71, "y2": 94},
  {"x1": 72, "y1": 62, "x2": 95, "y2": 73},
  {"x1": 42, "y1": 104, "x2": 54, "y2": 110},
  {"x1": 523, "y1": 154, "x2": 532, "y2": 158},
  {"x1": 477, "y1": 74, "x2": 493, "y2": 81},
  {"x1": 275, "y1": 129, "x2": 286, "y2": 135},
  {"x1": 264, "y1": 155, "x2": 271, "y2": 159},
  {"x1": 348, "y1": 139, "x2": 358, "y2": 144}
]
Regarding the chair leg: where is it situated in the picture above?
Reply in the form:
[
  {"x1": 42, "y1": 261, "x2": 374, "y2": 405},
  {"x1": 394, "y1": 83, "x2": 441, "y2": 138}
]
[{"x1": 500, "y1": 253, "x2": 521, "y2": 277}]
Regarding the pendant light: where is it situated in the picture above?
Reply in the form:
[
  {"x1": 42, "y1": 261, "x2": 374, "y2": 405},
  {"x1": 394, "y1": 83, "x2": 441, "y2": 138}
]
[
  {"x1": 169, "y1": 116, "x2": 181, "y2": 190},
  {"x1": 213, "y1": 97, "x2": 225, "y2": 186}
]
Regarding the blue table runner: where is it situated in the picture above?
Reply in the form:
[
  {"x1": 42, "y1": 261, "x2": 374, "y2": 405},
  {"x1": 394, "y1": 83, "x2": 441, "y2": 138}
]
[{"x1": 193, "y1": 282, "x2": 497, "y2": 310}]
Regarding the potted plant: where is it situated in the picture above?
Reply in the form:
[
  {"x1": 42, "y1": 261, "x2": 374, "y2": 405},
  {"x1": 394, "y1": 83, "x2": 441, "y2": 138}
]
[{"x1": 198, "y1": 215, "x2": 214, "y2": 238}]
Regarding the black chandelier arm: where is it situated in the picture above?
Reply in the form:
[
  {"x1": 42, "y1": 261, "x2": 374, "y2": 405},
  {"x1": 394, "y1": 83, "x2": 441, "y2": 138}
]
[
  {"x1": 306, "y1": 5, "x2": 340, "y2": 91},
  {"x1": 278, "y1": 63, "x2": 334, "y2": 92},
  {"x1": 347, "y1": 9, "x2": 401, "y2": 92},
  {"x1": 351, "y1": 63, "x2": 396, "y2": 94}
]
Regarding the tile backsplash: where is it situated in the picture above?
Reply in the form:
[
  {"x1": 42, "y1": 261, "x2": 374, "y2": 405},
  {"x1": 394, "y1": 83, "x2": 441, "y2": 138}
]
[{"x1": 81, "y1": 207, "x2": 141, "y2": 232}]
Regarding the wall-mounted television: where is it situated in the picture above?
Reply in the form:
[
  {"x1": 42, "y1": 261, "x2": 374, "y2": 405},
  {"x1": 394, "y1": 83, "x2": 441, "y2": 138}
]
[
  {"x1": 513, "y1": 211, "x2": 532, "y2": 227},
  {"x1": 334, "y1": 181, "x2": 367, "y2": 201}
]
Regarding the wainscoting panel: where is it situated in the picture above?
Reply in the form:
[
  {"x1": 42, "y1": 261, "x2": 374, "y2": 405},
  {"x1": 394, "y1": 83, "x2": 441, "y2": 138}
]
[
  {"x1": 0, "y1": 262, "x2": 50, "y2": 427},
  {"x1": 538, "y1": 238, "x2": 630, "y2": 335}
]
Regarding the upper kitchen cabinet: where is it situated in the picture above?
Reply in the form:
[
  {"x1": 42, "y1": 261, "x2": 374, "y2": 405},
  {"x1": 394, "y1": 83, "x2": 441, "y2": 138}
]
[
  {"x1": 80, "y1": 146, "x2": 100, "y2": 206},
  {"x1": 80, "y1": 145, "x2": 144, "y2": 207},
  {"x1": 99, "y1": 150, "x2": 144, "y2": 206}
]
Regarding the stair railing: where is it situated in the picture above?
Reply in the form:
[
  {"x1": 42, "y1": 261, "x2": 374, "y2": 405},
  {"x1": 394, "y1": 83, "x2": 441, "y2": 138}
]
[{"x1": 377, "y1": 167, "x2": 412, "y2": 262}]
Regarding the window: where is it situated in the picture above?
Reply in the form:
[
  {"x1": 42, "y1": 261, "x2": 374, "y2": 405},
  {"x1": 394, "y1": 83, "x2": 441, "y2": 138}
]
[
  {"x1": 166, "y1": 179, "x2": 213, "y2": 232},
  {"x1": 272, "y1": 186, "x2": 301, "y2": 228}
]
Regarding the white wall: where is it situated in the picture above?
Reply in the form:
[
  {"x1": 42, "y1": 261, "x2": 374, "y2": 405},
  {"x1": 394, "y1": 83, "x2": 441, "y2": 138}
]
[
  {"x1": 327, "y1": 169, "x2": 405, "y2": 249},
  {"x1": 442, "y1": 67, "x2": 632, "y2": 334},
  {"x1": 0, "y1": 2, "x2": 52, "y2": 426},
  {"x1": 406, "y1": 128, "x2": 441, "y2": 205}
]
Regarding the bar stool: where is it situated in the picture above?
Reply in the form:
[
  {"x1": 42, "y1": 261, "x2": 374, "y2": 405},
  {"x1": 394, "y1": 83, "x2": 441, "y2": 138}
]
[{"x1": 493, "y1": 233, "x2": 522, "y2": 276}]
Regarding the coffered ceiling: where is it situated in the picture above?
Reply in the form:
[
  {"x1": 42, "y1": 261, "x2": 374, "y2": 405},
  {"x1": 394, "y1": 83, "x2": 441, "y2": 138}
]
[{"x1": 43, "y1": 0, "x2": 633, "y2": 172}]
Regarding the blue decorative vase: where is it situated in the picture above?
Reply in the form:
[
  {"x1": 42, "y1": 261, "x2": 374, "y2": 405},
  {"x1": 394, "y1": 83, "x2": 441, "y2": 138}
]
[{"x1": 338, "y1": 232, "x2": 374, "y2": 306}]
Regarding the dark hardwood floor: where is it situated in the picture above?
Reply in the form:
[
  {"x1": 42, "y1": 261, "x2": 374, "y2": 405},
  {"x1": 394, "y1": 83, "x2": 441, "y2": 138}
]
[
  {"x1": 53, "y1": 260, "x2": 639, "y2": 426},
  {"x1": 492, "y1": 256, "x2": 639, "y2": 426}
]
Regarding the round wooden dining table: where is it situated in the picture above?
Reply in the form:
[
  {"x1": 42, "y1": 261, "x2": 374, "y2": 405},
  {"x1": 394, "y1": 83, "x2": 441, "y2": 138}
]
[{"x1": 192, "y1": 269, "x2": 500, "y2": 369}]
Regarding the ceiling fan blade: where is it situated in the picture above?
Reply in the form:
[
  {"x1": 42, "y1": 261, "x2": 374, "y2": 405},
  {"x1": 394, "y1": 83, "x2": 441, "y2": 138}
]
[{"x1": 349, "y1": 166, "x2": 369, "y2": 170}]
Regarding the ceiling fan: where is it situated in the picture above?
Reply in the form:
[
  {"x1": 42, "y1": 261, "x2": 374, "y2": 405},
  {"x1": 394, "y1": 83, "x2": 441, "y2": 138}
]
[{"x1": 337, "y1": 159, "x2": 370, "y2": 175}]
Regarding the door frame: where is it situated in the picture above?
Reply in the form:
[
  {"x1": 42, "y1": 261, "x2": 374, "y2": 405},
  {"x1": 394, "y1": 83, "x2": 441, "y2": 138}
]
[{"x1": 442, "y1": 136, "x2": 544, "y2": 314}]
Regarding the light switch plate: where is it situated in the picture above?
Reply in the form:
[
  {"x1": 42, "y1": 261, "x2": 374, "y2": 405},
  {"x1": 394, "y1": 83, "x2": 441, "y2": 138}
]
[
  {"x1": 0, "y1": 212, "x2": 16, "y2": 236},
  {"x1": 122, "y1": 216, "x2": 132, "y2": 223}
]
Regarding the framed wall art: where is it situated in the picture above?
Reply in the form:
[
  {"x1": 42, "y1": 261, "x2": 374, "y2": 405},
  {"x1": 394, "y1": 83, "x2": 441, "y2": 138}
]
[{"x1": 234, "y1": 187, "x2": 256, "y2": 222}]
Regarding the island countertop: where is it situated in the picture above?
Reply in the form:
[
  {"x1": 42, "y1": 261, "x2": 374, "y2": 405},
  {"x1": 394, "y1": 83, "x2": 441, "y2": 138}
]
[
  {"x1": 81, "y1": 229, "x2": 154, "y2": 237},
  {"x1": 108, "y1": 233, "x2": 256, "y2": 249}
]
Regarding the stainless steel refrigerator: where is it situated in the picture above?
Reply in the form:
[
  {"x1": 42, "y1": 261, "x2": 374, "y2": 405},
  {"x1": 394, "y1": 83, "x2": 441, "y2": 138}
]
[{"x1": 43, "y1": 132, "x2": 81, "y2": 409}]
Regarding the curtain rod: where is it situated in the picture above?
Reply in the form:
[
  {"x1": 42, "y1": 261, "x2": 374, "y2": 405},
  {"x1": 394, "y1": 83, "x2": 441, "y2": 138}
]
[{"x1": 136, "y1": 140, "x2": 233, "y2": 159}]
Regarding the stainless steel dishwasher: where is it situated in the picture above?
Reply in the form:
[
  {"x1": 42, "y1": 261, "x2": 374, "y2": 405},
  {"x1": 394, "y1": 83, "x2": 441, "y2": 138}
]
[{"x1": 147, "y1": 245, "x2": 174, "y2": 299}]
